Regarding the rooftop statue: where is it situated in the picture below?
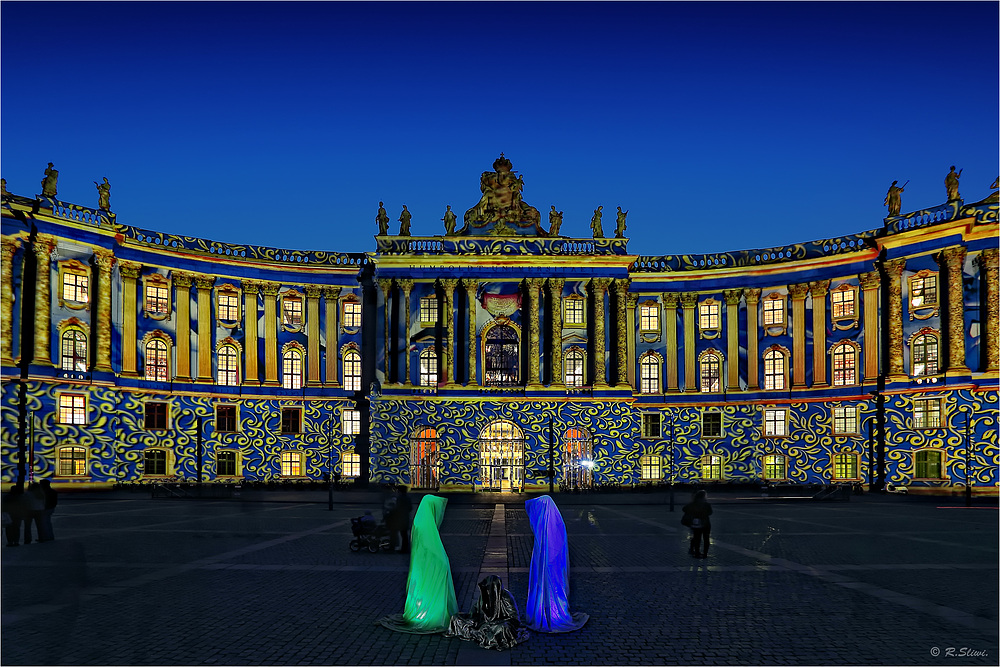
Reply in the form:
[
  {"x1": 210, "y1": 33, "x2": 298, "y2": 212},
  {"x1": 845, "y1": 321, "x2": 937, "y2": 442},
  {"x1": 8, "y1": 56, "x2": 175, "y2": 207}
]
[
  {"x1": 590, "y1": 206, "x2": 604, "y2": 239},
  {"x1": 41, "y1": 162, "x2": 58, "y2": 197},
  {"x1": 884, "y1": 180, "x2": 906, "y2": 217},
  {"x1": 0, "y1": 178, "x2": 8, "y2": 196},
  {"x1": 548, "y1": 206, "x2": 563, "y2": 236},
  {"x1": 945, "y1": 166, "x2": 962, "y2": 201},
  {"x1": 615, "y1": 206, "x2": 628, "y2": 238},
  {"x1": 95, "y1": 177, "x2": 111, "y2": 210},
  {"x1": 398, "y1": 205, "x2": 412, "y2": 236},
  {"x1": 376, "y1": 201, "x2": 390, "y2": 235},
  {"x1": 442, "y1": 205, "x2": 457, "y2": 235},
  {"x1": 462, "y1": 154, "x2": 544, "y2": 235}
]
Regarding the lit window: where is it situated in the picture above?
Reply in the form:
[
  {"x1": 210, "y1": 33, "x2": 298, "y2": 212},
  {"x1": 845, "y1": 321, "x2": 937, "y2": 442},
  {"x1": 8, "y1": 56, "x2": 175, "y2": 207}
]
[
  {"x1": 700, "y1": 353, "x2": 721, "y2": 393},
  {"x1": 218, "y1": 346, "x2": 240, "y2": 386},
  {"x1": 564, "y1": 298, "x2": 585, "y2": 326},
  {"x1": 763, "y1": 349, "x2": 786, "y2": 390},
  {"x1": 763, "y1": 454, "x2": 786, "y2": 480},
  {"x1": 145, "y1": 339, "x2": 169, "y2": 382},
  {"x1": 639, "y1": 353, "x2": 660, "y2": 394},
  {"x1": 641, "y1": 413, "x2": 661, "y2": 439},
  {"x1": 910, "y1": 275, "x2": 938, "y2": 309},
  {"x1": 216, "y1": 405, "x2": 237, "y2": 433},
  {"x1": 484, "y1": 324, "x2": 518, "y2": 387},
  {"x1": 640, "y1": 303, "x2": 659, "y2": 332},
  {"x1": 702, "y1": 412, "x2": 722, "y2": 438},
  {"x1": 764, "y1": 408, "x2": 786, "y2": 437},
  {"x1": 144, "y1": 449, "x2": 167, "y2": 476},
  {"x1": 639, "y1": 454, "x2": 662, "y2": 481},
  {"x1": 342, "y1": 409, "x2": 361, "y2": 435},
  {"x1": 833, "y1": 453, "x2": 858, "y2": 480},
  {"x1": 763, "y1": 296, "x2": 784, "y2": 326},
  {"x1": 282, "y1": 348, "x2": 303, "y2": 389},
  {"x1": 281, "y1": 407, "x2": 301, "y2": 434},
  {"x1": 700, "y1": 455, "x2": 722, "y2": 480},
  {"x1": 145, "y1": 283, "x2": 169, "y2": 316},
  {"x1": 62, "y1": 272, "x2": 89, "y2": 304},
  {"x1": 218, "y1": 292, "x2": 239, "y2": 321},
  {"x1": 281, "y1": 451, "x2": 303, "y2": 476},
  {"x1": 913, "y1": 399, "x2": 942, "y2": 429},
  {"x1": 832, "y1": 343, "x2": 857, "y2": 386},
  {"x1": 217, "y1": 450, "x2": 238, "y2": 477},
  {"x1": 282, "y1": 296, "x2": 303, "y2": 329},
  {"x1": 57, "y1": 446, "x2": 87, "y2": 476},
  {"x1": 58, "y1": 394, "x2": 87, "y2": 425},
  {"x1": 419, "y1": 296, "x2": 438, "y2": 324},
  {"x1": 912, "y1": 333, "x2": 939, "y2": 377},
  {"x1": 561, "y1": 428, "x2": 594, "y2": 490},
  {"x1": 343, "y1": 349, "x2": 362, "y2": 391},
  {"x1": 61, "y1": 329, "x2": 87, "y2": 371},
  {"x1": 419, "y1": 348, "x2": 438, "y2": 386},
  {"x1": 699, "y1": 302, "x2": 720, "y2": 331},
  {"x1": 411, "y1": 428, "x2": 440, "y2": 489},
  {"x1": 342, "y1": 449, "x2": 360, "y2": 477},
  {"x1": 144, "y1": 402, "x2": 168, "y2": 430},
  {"x1": 831, "y1": 287, "x2": 856, "y2": 319},
  {"x1": 564, "y1": 348, "x2": 585, "y2": 387},
  {"x1": 343, "y1": 300, "x2": 362, "y2": 328},
  {"x1": 914, "y1": 450, "x2": 943, "y2": 479},
  {"x1": 833, "y1": 405, "x2": 858, "y2": 434}
]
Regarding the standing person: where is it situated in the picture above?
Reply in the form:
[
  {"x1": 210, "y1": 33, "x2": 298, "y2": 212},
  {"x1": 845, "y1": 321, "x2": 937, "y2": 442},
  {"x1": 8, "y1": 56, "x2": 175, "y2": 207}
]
[
  {"x1": 39, "y1": 480, "x2": 58, "y2": 541},
  {"x1": 23, "y1": 482, "x2": 45, "y2": 545},
  {"x1": 682, "y1": 489, "x2": 713, "y2": 558},
  {"x1": 393, "y1": 486, "x2": 413, "y2": 555},
  {"x1": 3, "y1": 484, "x2": 25, "y2": 547}
]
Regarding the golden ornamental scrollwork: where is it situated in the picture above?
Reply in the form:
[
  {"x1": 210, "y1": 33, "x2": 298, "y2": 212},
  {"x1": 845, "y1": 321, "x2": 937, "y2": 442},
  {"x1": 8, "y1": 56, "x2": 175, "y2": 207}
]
[
  {"x1": 679, "y1": 292, "x2": 698, "y2": 309},
  {"x1": 304, "y1": 285, "x2": 323, "y2": 299},
  {"x1": 398, "y1": 278, "x2": 414, "y2": 295},
  {"x1": 743, "y1": 288, "x2": 761, "y2": 305},
  {"x1": 194, "y1": 275, "x2": 215, "y2": 290},
  {"x1": 32, "y1": 235, "x2": 55, "y2": 259},
  {"x1": 93, "y1": 248, "x2": 115, "y2": 272},
  {"x1": 261, "y1": 282, "x2": 281, "y2": 297},
  {"x1": 723, "y1": 289, "x2": 742, "y2": 306},
  {"x1": 173, "y1": 272, "x2": 194, "y2": 288},
  {"x1": 323, "y1": 286, "x2": 342, "y2": 300},
  {"x1": 808, "y1": 280, "x2": 830, "y2": 298},
  {"x1": 788, "y1": 283, "x2": 810, "y2": 300},
  {"x1": 662, "y1": 292, "x2": 679, "y2": 309},
  {"x1": 1, "y1": 237, "x2": 20, "y2": 263},
  {"x1": 119, "y1": 261, "x2": 142, "y2": 280},
  {"x1": 439, "y1": 278, "x2": 460, "y2": 291},
  {"x1": 858, "y1": 271, "x2": 880, "y2": 290}
]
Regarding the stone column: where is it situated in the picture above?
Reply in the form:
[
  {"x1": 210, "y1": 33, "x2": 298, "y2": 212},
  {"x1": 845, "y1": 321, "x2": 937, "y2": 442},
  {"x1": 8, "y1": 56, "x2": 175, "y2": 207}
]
[
  {"x1": 680, "y1": 292, "x2": 698, "y2": 391},
  {"x1": 262, "y1": 282, "x2": 280, "y2": 386},
  {"x1": 940, "y1": 246, "x2": 969, "y2": 376},
  {"x1": 723, "y1": 289, "x2": 742, "y2": 391},
  {"x1": 809, "y1": 281, "x2": 830, "y2": 387},
  {"x1": 195, "y1": 276, "x2": 215, "y2": 381},
  {"x1": 613, "y1": 279, "x2": 630, "y2": 386},
  {"x1": 789, "y1": 283, "x2": 810, "y2": 388},
  {"x1": 1, "y1": 238, "x2": 22, "y2": 366},
  {"x1": 662, "y1": 292, "x2": 679, "y2": 392},
  {"x1": 884, "y1": 259, "x2": 907, "y2": 380},
  {"x1": 398, "y1": 279, "x2": 413, "y2": 385},
  {"x1": 977, "y1": 248, "x2": 999, "y2": 372},
  {"x1": 859, "y1": 271, "x2": 881, "y2": 381},
  {"x1": 440, "y1": 278, "x2": 459, "y2": 386},
  {"x1": 119, "y1": 262, "x2": 142, "y2": 377},
  {"x1": 525, "y1": 277, "x2": 545, "y2": 388},
  {"x1": 323, "y1": 286, "x2": 341, "y2": 386},
  {"x1": 93, "y1": 249, "x2": 116, "y2": 373},
  {"x1": 745, "y1": 288, "x2": 761, "y2": 390},
  {"x1": 243, "y1": 280, "x2": 260, "y2": 386},
  {"x1": 464, "y1": 279, "x2": 479, "y2": 386},
  {"x1": 591, "y1": 278, "x2": 611, "y2": 388},
  {"x1": 30, "y1": 236, "x2": 55, "y2": 366},
  {"x1": 174, "y1": 272, "x2": 193, "y2": 381},
  {"x1": 547, "y1": 279, "x2": 565, "y2": 387},
  {"x1": 305, "y1": 285, "x2": 322, "y2": 386},
  {"x1": 377, "y1": 278, "x2": 392, "y2": 382},
  {"x1": 625, "y1": 292, "x2": 638, "y2": 390}
]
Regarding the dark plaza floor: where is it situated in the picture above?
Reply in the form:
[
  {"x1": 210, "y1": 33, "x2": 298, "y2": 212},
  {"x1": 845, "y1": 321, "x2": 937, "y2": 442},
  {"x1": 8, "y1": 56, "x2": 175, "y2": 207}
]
[{"x1": 1, "y1": 489, "x2": 997, "y2": 666}]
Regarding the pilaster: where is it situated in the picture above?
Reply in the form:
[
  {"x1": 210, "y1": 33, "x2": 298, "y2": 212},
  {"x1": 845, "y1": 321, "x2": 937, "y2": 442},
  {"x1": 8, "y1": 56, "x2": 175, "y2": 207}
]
[
  {"x1": 173, "y1": 272, "x2": 193, "y2": 381},
  {"x1": 119, "y1": 262, "x2": 143, "y2": 377},
  {"x1": 613, "y1": 279, "x2": 630, "y2": 386},
  {"x1": 93, "y1": 249, "x2": 115, "y2": 373},
  {"x1": 525, "y1": 277, "x2": 545, "y2": 388},
  {"x1": 195, "y1": 275, "x2": 215, "y2": 381},
  {"x1": 744, "y1": 288, "x2": 761, "y2": 390},
  {"x1": 243, "y1": 280, "x2": 261, "y2": 386},
  {"x1": 464, "y1": 279, "x2": 479, "y2": 386},
  {"x1": 940, "y1": 246, "x2": 969, "y2": 376},
  {"x1": 440, "y1": 278, "x2": 459, "y2": 386},
  {"x1": 323, "y1": 286, "x2": 341, "y2": 386},
  {"x1": 859, "y1": 271, "x2": 881, "y2": 382},
  {"x1": 977, "y1": 248, "x2": 999, "y2": 372},
  {"x1": 625, "y1": 292, "x2": 638, "y2": 389},
  {"x1": 305, "y1": 285, "x2": 323, "y2": 386},
  {"x1": 884, "y1": 259, "x2": 907, "y2": 380},
  {"x1": 399, "y1": 279, "x2": 413, "y2": 385},
  {"x1": 680, "y1": 292, "x2": 698, "y2": 391},
  {"x1": 723, "y1": 289, "x2": 742, "y2": 390},
  {"x1": 30, "y1": 236, "x2": 55, "y2": 366},
  {"x1": 262, "y1": 282, "x2": 281, "y2": 386},
  {"x1": 1, "y1": 238, "x2": 23, "y2": 365},
  {"x1": 789, "y1": 282, "x2": 810, "y2": 388},
  {"x1": 809, "y1": 281, "x2": 830, "y2": 387},
  {"x1": 377, "y1": 278, "x2": 392, "y2": 383},
  {"x1": 662, "y1": 292, "x2": 679, "y2": 392},
  {"x1": 590, "y1": 278, "x2": 612, "y2": 387}
]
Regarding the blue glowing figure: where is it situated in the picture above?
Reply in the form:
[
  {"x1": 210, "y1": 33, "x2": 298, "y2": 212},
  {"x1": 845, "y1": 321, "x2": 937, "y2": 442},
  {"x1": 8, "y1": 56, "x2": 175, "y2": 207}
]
[{"x1": 525, "y1": 495, "x2": 589, "y2": 632}]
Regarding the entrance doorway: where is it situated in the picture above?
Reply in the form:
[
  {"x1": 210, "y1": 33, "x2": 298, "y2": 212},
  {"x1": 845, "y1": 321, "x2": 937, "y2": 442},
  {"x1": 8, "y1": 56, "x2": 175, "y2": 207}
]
[
  {"x1": 478, "y1": 419, "x2": 525, "y2": 492},
  {"x1": 410, "y1": 428, "x2": 439, "y2": 490},
  {"x1": 562, "y1": 427, "x2": 593, "y2": 490}
]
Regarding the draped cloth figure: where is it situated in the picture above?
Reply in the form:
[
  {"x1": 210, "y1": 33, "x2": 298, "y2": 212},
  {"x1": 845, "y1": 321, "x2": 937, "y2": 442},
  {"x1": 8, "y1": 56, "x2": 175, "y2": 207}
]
[
  {"x1": 525, "y1": 495, "x2": 589, "y2": 632},
  {"x1": 377, "y1": 495, "x2": 458, "y2": 634},
  {"x1": 445, "y1": 575, "x2": 530, "y2": 650}
]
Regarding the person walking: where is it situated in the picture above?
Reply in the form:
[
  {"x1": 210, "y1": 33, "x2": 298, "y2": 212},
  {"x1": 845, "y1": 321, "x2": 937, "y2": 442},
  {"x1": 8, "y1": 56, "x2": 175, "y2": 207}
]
[
  {"x1": 3, "y1": 484, "x2": 25, "y2": 547},
  {"x1": 23, "y1": 482, "x2": 45, "y2": 545},
  {"x1": 39, "y1": 480, "x2": 58, "y2": 542},
  {"x1": 682, "y1": 489, "x2": 713, "y2": 558}
]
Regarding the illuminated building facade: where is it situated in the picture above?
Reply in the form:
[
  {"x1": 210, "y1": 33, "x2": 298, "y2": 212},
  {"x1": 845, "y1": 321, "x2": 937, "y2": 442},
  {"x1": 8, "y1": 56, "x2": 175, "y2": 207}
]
[{"x1": 2, "y1": 157, "x2": 997, "y2": 495}]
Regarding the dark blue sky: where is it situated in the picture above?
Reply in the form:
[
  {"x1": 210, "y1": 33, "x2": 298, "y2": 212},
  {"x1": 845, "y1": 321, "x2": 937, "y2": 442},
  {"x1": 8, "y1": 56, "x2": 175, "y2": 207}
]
[{"x1": 2, "y1": 2, "x2": 997, "y2": 255}]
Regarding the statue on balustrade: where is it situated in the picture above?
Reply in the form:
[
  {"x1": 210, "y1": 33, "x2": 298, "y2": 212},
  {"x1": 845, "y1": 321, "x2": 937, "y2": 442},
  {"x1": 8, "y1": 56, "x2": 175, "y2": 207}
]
[
  {"x1": 399, "y1": 205, "x2": 412, "y2": 236},
  {"x1": 548, "y1": 206, "x2": 563, "y2": 236},
  {"x1": 615, "y1": 206, "x2": 628, "y2": 238},
  {"x1": 442, "y1": 205, "x2": 457, "y2": 235},
  {"x1": 40, "y1": 162, "x2": 58, "y2": 197},
  {"x1": 884, "y1": 180, "x2": 905, "y2": 217},
  {"x1": 376, "y1": 201, "x2": 391, "y2": 235},
  {"x1": 463, "y1": 154, "x2": 543, "y2": 233},
  {"x1": 945, "y1": 166, "x2": 962, "y2": 201},
  {"x1": 590, "y1": 206, "x2": 604, "y2": 238},
  {"x1": 95, "y1": 177, "x2": 111, "y2": 210},
  {"x1": 0, "y1": 178, "x2": 8, "y2": 196}
]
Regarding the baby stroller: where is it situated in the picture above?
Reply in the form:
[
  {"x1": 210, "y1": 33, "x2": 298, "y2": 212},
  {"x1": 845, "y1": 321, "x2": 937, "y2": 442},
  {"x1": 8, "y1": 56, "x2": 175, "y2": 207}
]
[{"x1": 349, "y1": 514, "x2": 390, "y2": 553}]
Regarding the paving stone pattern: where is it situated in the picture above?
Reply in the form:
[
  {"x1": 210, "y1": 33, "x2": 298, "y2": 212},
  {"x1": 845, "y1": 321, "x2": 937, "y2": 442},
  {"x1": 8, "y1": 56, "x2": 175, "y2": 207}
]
[{"x1": 1, "y1": 493, "x2": 997, "y2": 665}]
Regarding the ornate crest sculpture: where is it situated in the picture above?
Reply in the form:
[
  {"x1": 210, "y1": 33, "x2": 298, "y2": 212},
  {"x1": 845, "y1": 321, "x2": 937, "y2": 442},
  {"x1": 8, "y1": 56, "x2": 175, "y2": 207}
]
[{"x1": 460, "y1": 154, "x2": 544, "y2": 236}]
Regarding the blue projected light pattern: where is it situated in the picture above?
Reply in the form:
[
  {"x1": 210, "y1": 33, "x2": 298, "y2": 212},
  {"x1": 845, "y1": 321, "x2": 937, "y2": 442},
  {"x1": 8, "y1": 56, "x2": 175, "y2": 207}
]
[{"x1": 525, "y1": 495, "x2": 589, "y2": 633}]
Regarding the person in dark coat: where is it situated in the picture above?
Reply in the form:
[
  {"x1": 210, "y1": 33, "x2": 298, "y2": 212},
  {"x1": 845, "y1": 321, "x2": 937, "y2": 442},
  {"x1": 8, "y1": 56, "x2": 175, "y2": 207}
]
[
  {"x1": 23, "y1": 482, "x2": 45, "y2": 544},
  {"x1": 387, "y1": 486, "x2": 413, "y2": 554},
  {"x1": 39, "y1": 479, "x2": 58, "y2": 542},
  {"x1": 3, "y1": 484, "x2": 25, "y2": 547},
  {"x1": 682, "y1": 489, "x2": 713, "y2": 558}
]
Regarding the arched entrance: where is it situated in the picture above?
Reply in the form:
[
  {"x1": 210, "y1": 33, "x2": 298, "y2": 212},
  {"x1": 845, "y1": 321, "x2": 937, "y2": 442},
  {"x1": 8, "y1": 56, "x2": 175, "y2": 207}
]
[
  {"x1": 410, "y1": 428, "x2": 439, "y2": 490},
  {"x1": 562, "y1": 427, "x2": 593, "y2": 490},
  {"x1": 478, "y1": 419, "x2": 524, "y2": 492}
]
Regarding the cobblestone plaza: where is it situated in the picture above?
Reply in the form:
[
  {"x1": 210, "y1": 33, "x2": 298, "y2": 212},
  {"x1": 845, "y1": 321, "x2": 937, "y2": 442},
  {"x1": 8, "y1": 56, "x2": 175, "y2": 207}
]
[{"x1": 1, "y1": 491, "x2": 997, "y2": 666}]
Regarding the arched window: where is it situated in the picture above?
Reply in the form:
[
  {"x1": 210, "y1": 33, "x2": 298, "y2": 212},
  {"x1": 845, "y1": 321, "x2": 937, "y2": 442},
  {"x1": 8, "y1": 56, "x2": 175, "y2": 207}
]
[
  {"x1": 343, "y1": 349, "x2": 362, "y2": 391},
  {"x1": 341, "y1": 449, "x2": 360, "y2": 478},
  {"x1": 639, "y1": 352, "x2": 660, "y2": 394},
  {"x1": 218, "y1": 345, "x2": 240, "y2": 386},
  {"x1": 479, "y1": 420, "x2": 524, "y2": 492},
  {"x1": 61, "y1": 329, "x2": 88, "y2": 371},
  {"x1": 762, "y1": 454, "x2": 786, "y2": 480},
  {"x1": 831, "y1": 342, "x2": 857, "y2": 386},
  {"x1": 419, "y1": 348, "x2": 439, "y2": 386},
  {"x1": 639, "y1": 454, "x2": 662, "y2": 482},
  {"x1": 145, "y1": 338, "x2": 169, "y2": 382},
  {"x1": 562, "y1": 428, "x2": 593, "y2": 490},
  {"x1": 483, "y1": 323, "x2": 519, "y2": 387},
  {"x1": 700, "y1": 352, "x2": 721, "y2": 393},
  {"x1": 564, "y1": 348, "x2": 585, "y2": 387},
  {"x1": 410, "y1": 428, "x2": 439, "y2": 489},
  {"x1": 763, "y1": 348, "x2": 786, "y2": 390},
  {"x1": 912, "y1": 333, "x2": 939, "y2": 377},
  {"x1": 700, "y1": 455, "x2": 723, "y2": 480},
  {"x1": 57, "y1": 446, "x2": 87, "y2": 476},
  {"x1": 282, "y1": 348, "x2": 303, "y2": 389},
  {"x1": 914, "y1": 450, "x2": 943, "y2": 479}
]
